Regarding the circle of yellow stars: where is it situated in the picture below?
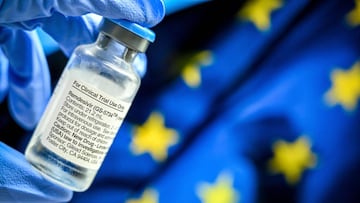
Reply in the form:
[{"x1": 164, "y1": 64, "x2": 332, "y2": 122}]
[
  {"x1": 268, "y1": 136, "x2": 317, "y2": 184},
  {"x1": 197, "y1": 171, "x2": 240, "y2": 203},
  {"x1": 131, "y1": 112, "x2": 179, "y2": 162},
  {"x1": 237, "y1": 0, "x2": 283, "y2": 31},
  {"x1": 126, "y1": 188, "x2": 158, "y2": 203},
  {"x1": 324, "y1": 61, "x2": 360, "y2": 111},
  {"x1": 181, "y1": 50, "x2": 213, "y2": 88},
  {"x1": 124, "y1": 172, "x2": 240, "y2": 203},
  {"x1": 347, "y1": 0, "x2": 360, "y2": 26},
  {"x1": 125, "y1": 2, "x2": 360, "y2": 203}
]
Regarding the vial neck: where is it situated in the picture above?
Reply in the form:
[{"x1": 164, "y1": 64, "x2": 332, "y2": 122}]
[{"x1": 96, "y1": 33, "x2": 138, "y2": 63}]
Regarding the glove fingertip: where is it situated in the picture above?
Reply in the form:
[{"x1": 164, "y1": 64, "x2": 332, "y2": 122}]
[
  {"x1": 110, "y1": 0, "x2": 166, "y2": 28},
  {"x1": 143, "y1": 0, "x2": 166, "y2": 27}
]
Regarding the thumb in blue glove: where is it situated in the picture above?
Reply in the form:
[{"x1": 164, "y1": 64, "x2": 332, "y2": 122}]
[{"x1": 0, "y1": 27, "x2": 51, "y2": 130}]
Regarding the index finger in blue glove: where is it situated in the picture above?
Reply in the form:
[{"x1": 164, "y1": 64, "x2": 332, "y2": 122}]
[
  {"x1": 9, "y1": 0, "x2": 165, "y2": 55},
  {"x1": 34, "y1": 13, "x2": 150, "y2": 78},
  {"x1": 36, "y1": 13, "x2": 101, "y2": 55},
  {"x1": 0, "y1": 0, "x2": 165, "y2": 28},
  {"x1": 0, "y1": 142, "x2": 72, "y2": 203}
]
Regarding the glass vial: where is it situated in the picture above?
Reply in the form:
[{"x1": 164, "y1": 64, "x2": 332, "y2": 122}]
[{"x1": 25, "y1": 19, "x2": 155, "y2": 192}]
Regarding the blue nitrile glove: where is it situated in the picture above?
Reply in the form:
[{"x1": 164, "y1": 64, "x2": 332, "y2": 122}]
[
  {"x1": 0, "y1": 0, "x2": 165, "y2": 130},
  {"x1": 0, "y1": 142, "x2": 73, "y2": 202},
  {"x1": 0, "y1": 1, "x2": 165, "y2": 202}
]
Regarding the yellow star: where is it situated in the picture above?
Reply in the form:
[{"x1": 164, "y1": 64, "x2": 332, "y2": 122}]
[
  {"x1": 131, "y1": 112, "x2": 179, "y2": 162},
  {"x1": 237, "y1": 0, "x2": 283, "y2": 31},
  {"x1": 196, "y1": 171, "x2": 240, "y2": 203},
  {"x1": 181, "y1": 50, "x2": 213, "y2": 88},
  {"x1": 126, "y1": 188, "x2": 158, "y2": 203},
  {"x1": 324, "y1": 62, "x2": 360, "y2": 111},
  {"x1": 268, "y1": 136, "x2": 317, "y2": 185},
  {"x1": 346, "y1": 0, "x2": 360, "y2": 27}
]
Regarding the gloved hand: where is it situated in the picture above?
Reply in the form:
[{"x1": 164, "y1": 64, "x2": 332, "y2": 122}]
[
  {"x1": 0, "y1": 0, "x2": 165, "y2": 130},
  {"x1": 0, "y1": 1, "x2": 165, "y2": 202},
  {"x1": 0, "y1": 141, "x2": 73, "y2": 202}
]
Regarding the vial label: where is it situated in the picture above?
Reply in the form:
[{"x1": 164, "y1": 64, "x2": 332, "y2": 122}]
[{"x1": 40, "y1": 77, "x2": 131, "y2": 170}]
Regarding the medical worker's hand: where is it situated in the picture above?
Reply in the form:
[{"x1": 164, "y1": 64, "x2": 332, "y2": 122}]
[
  {"x1": 0, "y1": 0, "x2": 164, "y2": 130},
  {"x1": 0, "y1": 1, "x2": 165, "y2": 202},
  {"x1": 0, "y1": 142, "x2": 72, "y2": 202}
]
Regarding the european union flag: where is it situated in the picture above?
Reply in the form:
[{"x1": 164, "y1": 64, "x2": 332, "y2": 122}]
[{"x1": 66, "y1": 0, "x2": 360, "y2": 202}]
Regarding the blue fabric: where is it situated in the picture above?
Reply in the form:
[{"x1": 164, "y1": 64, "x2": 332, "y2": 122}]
[
  {"x1": 68, "y1": 0, "x2": 360, "y2": 202},
  {"x1": 0, "y1": 0, "x2": 164, "y2": 202}
]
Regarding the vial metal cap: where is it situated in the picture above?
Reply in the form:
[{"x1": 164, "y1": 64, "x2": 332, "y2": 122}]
[{"x1": 100, "y1": 18, "x2": 155, "y2": 53}]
